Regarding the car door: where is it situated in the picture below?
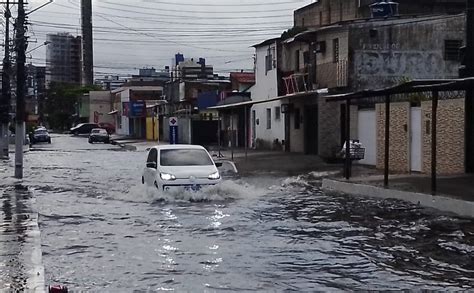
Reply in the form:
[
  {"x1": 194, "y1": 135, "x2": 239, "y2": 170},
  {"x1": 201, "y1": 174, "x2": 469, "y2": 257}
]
[{"x1": 144, "y1": 148, "x2": 158, "y2": 186}]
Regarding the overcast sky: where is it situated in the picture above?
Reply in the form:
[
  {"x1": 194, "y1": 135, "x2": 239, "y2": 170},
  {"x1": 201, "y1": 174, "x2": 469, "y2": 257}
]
[{"x1": 22, "y1": 0, "x2": 313, "y2": 77}]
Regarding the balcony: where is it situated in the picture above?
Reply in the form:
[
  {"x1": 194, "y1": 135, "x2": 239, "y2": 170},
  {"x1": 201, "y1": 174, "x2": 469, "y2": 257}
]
[{"x1": 316, "y1": 59, "x2": 348, "y2": 89}]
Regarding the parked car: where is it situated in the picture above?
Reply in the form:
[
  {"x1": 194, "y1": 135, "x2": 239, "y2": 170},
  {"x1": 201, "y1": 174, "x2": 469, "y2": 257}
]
[
  {"x1": 98, "y1": 122, "x2": 115, "y2": 134},
  {"x1": 70, "y1": 123, "x2": 99, "y2": 135},
  {"x1": 142, "y1": 145, "x2": 221, "y2": 192},
  {"x1": 88, "y1": 128, "x2": 110, "y2": 144},
  {"x1": 31, "y1": 128, "x2": 51, "y2": 144}
]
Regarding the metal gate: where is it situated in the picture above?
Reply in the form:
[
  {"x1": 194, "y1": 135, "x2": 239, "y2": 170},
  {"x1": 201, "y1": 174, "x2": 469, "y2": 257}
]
[
  {"x1": 357, "y1": 109, "x2": 376, "y2": 165},
  {"x1": 410, "y1": 107, "x2": 422, "y2": 172}
]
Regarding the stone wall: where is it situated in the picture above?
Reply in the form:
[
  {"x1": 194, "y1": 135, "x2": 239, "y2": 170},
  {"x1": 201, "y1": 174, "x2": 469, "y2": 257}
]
[
  {"x1": 318, "y1": 98, "x2": 357, "y2": 159},
  {"x1": 421, "y1": 98, "x2": 465, "y2": 175},
  {"x1": 376, "y1": 102, "x2": 410, "y2": 173}
]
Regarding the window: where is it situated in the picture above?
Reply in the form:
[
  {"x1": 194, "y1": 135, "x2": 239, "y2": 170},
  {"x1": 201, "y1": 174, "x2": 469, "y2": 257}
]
[
  {"x1": 146, "y1": 148, "x2": 157, "y2": 164},
  {"x1": 266, "y1": 108, "x2": 271, "y2": 129},
  {"x1": 265, "y1": 47, "x2": 273, "y2": 73},
  {"x1": 294, "y1": 108, "x2": 301, "y2": 130},
  {"x1": 275, "y1": 106, "x2": 281, "y2": 120},
  {"x1": 319, "y1": 11, "x2": 323, "y2": 26},
  {"x1": 333, "y1": 38, "x2": 339, "y2": 63},
  {"x1": 160, "y1": 149, "x2": 213, "y2": 166},
  {"x1": 444, "y1": 40, "x2": 462, "y2": 61}
]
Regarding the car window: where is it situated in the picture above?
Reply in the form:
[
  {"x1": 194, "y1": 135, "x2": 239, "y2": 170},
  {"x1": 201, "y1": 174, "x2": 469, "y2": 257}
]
[
  {"x1": 146, "y1": 148, "x2": 157, "y2": 164},
  {"x1": 34, "y1": 130, "x2": 47, "y2": 134},
  {"x1": 160, "y1": 149, "x2": 213, "y2": 166}
]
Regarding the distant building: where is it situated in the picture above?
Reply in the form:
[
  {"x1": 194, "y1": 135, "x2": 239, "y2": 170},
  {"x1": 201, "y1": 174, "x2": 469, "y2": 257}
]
[
  {"x1": 95, "y1": 75, "x2": 128, "y2": 91},
  {"x1": 171, "y1": 54, "x2": 214, "y2": 81},
  {"x1": 45, "y1": 33, "x2": 82, "y2": 86},
  {"x1": 130, "y1": 67, "x2": 170, "y2": 83},
  {"x1": 26, "y1": 64, "x2": 46, "y2": 124}
]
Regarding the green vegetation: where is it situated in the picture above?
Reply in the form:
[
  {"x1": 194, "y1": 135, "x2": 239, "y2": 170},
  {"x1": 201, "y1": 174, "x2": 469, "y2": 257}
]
[
  {"x1": 280, "y1": 26, "x2": 307, "y2": 41},
  {"x1": 45, "y1": 82, "x2": 100, "y2": 131}
]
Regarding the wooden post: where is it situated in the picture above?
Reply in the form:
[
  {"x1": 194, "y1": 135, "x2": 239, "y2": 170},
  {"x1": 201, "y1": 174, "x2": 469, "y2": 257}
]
[
  {"x1": 384, "y1": 94, "x2": 390, "y2": 188},
  {"x1": 431, "y1": 91, "x2": 438, "y2": 195}
]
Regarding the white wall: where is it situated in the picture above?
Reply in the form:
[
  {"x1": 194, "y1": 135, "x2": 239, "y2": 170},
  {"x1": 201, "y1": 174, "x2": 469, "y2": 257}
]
[
  {"x1": 250, "y1": 41, "x2": 285, "y2": 148},
  {"x1": 89, "y1": 91, "x2": 114, "y2": 124}
]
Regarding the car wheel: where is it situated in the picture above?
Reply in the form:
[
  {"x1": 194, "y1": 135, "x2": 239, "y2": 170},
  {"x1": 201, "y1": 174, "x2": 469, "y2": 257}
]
[
  {"x1": 154, "y1": 181, "x2": 159, "y2": 189},
  {"x1": 105, "y1": 139, "x2": 110, "y2": 144},
  {"x1": 141, "y1": 177, "x2": 145, "y2": 184},
  {"x1": 88, "y1": 139, "x2": 93, "y2": 144},
  {"x1": 48, "y1": 138, "x2": 51, "y2": 144},
  {"x1": 73, "y1": 131, "x2": 79, "y2": 136}
]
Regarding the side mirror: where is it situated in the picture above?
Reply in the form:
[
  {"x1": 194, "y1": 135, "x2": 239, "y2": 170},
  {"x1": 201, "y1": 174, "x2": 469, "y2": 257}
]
[
  {"x1": 146, "y1": 162, "x2": 157, "y2": 169},
  {"x1": 215, "y1": 162, "x2": 223, "y2": 167}
]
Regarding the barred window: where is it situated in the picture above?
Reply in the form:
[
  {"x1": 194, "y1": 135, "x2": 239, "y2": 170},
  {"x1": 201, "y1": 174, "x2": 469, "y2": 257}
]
[{"x1": 444, "y1": 40, "x2": 462, "y2": 61}]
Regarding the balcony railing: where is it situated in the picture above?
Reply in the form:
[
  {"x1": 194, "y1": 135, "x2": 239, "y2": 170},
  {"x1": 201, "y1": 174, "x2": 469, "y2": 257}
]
[{"x1": 316, "y1": 59, "x2": 348, "y2": 89}]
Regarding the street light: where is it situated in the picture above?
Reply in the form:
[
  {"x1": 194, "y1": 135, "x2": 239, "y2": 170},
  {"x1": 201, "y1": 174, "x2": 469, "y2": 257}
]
[{"x1": 26, "y1": 41, "x2": 50, "y2": 55}]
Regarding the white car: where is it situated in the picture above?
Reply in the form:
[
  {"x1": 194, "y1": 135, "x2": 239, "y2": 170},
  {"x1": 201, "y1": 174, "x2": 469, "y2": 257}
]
[{"x1": 142, "y1": 144, "x2": 222, "y2": 192}]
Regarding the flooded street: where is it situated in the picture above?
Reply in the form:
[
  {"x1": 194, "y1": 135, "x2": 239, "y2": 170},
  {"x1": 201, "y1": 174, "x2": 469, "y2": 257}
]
[{"x1": 19, "y1": 135, "x2": 474, "y2": 291}]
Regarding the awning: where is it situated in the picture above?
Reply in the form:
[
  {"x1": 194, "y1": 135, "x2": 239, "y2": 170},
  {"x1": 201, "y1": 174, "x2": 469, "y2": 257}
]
[
  {"x1": 107, "y1": 110, "x2": 118, "y2": 115},
  {"x1": 207, "y1": 89, "x2": 326, "y2": 110}
]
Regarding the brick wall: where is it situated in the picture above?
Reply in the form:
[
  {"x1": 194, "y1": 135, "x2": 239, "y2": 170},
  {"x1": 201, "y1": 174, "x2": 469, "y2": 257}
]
[
  {"x1": 376, "y1": 102, "x2": 410, "y2": 173},
  {"x1": 421, "y1": 98, "x2": 465, "y2": 175}
]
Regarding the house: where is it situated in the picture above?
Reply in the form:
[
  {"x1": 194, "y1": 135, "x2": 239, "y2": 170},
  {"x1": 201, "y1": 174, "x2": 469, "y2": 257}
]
[
  {"x1": 242, "y1": 0, "x2": 466, "y2": 165},
  {"x1": 163, "y1": 54, "x2": 230, "y2": 145},
  {"x1": 111, "y1": 81, "x2": 165, "y2": 139},
  {"x1": 293, "y1": 0, "x2": 465, "y2": 28},
  {"x1": 249, "y1": 38, "x2": 287, "y2": 150}
]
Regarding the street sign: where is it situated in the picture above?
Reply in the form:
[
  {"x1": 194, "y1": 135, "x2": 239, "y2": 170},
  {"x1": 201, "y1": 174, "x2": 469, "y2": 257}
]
[
  {"x1": 169, "y1": 117, "x2": 178, "y2": 126},
  {"x1": 169, "y1": 117, "x2": 178, "y2": 144}
]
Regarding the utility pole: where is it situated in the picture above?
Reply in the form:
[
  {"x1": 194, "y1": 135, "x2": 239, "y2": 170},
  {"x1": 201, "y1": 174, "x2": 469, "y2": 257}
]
[
  {"x1": 0, "y1": 0, "x2": 11, "y2": 159},
  {"x1": 14, "y1": 0, "x2": 26, "y2": 179},
  {"x1": 465, "y1": 0, "x2": 474, "y2": 172},
  {"x1": 81, "y1": 0, "x2": 93, "y2": 86}
]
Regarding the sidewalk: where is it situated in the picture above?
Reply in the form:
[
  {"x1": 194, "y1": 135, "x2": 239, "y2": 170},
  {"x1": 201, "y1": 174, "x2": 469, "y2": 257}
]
[
  {"x1": 0, "y1": 172, "x2": 45, "y2": 292},
  {"x1": 322, "y1": 165, "x2": 474, "y2": 218}
]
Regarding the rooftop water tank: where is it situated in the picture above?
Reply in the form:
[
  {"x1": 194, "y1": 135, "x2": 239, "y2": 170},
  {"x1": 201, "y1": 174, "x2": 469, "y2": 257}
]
[{"x1": 370, "y1": 1, "x2": 399, "y2": 18}]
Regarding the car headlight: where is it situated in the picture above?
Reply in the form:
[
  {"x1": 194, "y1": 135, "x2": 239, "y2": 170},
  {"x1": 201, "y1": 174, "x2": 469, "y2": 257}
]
[
  {"x1": 160, "y1": 173, "x2": 176, "y2": 181},
  {"x1": 208, "y1": 171, "x2": 220, "y2": 180}
]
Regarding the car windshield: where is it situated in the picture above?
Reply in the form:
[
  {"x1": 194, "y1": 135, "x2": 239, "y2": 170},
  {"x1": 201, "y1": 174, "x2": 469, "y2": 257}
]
[
  {"x1": 34, "y1": 130, "x2": 47, "y2": 134},
  {"x1": 160, "y1": 149, "x2": 213, "y2": 166}
]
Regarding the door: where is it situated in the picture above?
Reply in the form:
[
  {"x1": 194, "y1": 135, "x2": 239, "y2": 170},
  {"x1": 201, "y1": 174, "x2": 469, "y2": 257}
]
[
  {"x1": 251, "y1": 110, "x2": 256, "y2": 148},
  {"x1": 144, "y1": 148, "x2": 158, "y2": 186},
  {"x1": 357, "y1": 109, "x2": 376, "y2": 165},
  {"x1": 304, "y1": 105, "x2": 318, "y2": 154},
  {"x1": 410, "y1": 107, "x2": 422, "y2": 172}
]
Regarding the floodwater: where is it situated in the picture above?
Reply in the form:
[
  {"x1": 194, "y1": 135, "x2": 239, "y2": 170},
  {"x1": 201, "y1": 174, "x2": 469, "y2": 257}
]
[{"x1": 17, "y1": 135, "x2": 474, "y2": 291}]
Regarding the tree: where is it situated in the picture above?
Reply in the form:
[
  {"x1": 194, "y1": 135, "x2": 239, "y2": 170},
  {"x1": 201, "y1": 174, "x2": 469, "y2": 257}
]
[{"x1": 44, "y1": 82, "x2": 100, "y2": 130}]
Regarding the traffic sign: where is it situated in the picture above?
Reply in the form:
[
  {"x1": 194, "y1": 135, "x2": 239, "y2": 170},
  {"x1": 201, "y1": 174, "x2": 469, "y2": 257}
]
[
  {"x1": 169, "y1": 117, "x2": 178, "y2": 126},
  {"x1": 169, "y1": 117, "x2": 178, "y2": 144}
]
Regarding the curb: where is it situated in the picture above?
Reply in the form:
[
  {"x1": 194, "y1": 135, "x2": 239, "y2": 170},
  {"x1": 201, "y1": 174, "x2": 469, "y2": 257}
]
[
  {"x1": 322, "y1": 178, "x2": 474, "y2": 218},
  {"x1": 110, "y1": 140, "x2": 137, "y2": 151}
]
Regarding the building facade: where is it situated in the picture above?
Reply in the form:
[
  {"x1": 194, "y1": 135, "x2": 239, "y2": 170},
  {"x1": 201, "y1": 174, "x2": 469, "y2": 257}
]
[
  {"x1": 293, "y1": 0, "x2": 465, "y2": 28},
  {"x1": 45, "y1": 33, "x2": 82, "y2": 86}
]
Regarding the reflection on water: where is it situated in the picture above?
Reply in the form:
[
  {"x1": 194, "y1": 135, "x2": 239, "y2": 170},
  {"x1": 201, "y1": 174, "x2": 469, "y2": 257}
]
[{"x1": 20, "y1": 137, "x2": 474, "y2": 291}]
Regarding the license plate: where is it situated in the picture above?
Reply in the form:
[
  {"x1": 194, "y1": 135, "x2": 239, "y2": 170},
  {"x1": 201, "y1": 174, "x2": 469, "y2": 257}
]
[{"x1": 184, "y1": 185, "x2": 201, "y2": 191}]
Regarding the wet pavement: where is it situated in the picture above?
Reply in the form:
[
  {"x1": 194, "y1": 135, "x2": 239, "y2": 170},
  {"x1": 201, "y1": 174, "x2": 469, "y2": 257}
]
[
  {"x1": 0, "y1": 172, "x2": 44, "y2": 291},
  {"x1": 2, "y1": 134, "x2": 474, "y2": 291}
]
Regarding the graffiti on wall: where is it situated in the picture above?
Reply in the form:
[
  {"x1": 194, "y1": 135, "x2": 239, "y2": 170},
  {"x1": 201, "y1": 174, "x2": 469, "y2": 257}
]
[{"x1": 355, "y1": 50, "x2": 452, "y2": 78}]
